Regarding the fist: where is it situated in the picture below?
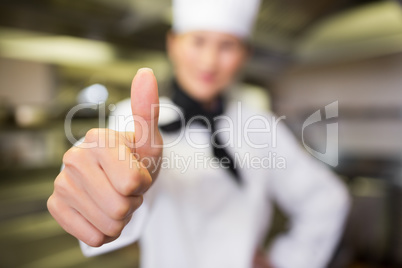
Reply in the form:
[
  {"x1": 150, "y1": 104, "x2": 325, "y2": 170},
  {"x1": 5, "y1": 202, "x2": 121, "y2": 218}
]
[{"x1": 47, "y1": 69, "x2": 163, "y2": 247}]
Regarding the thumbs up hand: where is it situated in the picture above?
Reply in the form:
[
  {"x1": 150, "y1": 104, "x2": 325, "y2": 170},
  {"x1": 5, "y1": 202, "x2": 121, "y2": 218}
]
[
  {"x1": 47, "y1": 68, "x2": 163, "y2": 247},
  {"x1": 130, "y1": 68, "x2": 163, "y2": 178}
]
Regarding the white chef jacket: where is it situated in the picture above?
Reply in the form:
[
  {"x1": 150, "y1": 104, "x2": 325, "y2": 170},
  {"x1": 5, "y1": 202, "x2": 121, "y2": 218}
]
[{"x1": 78, "y1": 94, "x2": 350, "y2": 268}]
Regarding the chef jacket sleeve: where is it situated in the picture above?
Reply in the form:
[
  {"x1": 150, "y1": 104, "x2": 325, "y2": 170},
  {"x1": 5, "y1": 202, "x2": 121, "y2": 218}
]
[
  {"x1": 267, "y1": 118, "x2": 350, "y2": 268},
  {"x1": 71, "y1": 99, "x2": 151, "y2": 257}
]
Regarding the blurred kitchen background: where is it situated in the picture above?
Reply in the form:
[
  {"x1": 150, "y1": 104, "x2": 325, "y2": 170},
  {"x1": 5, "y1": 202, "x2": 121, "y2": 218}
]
[{"x1": 0, "y1": 0, "x2": 402, "y2": 267}]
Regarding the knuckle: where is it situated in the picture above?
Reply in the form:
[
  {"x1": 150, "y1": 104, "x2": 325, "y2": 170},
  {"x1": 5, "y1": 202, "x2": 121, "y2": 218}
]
[
  {"x1": 111, "y1": 199, "x2": 131, "y2": 220},
  {"x1": 62, "y1": 147, "x2": 81, "y2": 166},
  {"x1": 53, "y1": 174, "x2": 69, "y2": 194},
  {"x1": 53, "y1": 172, "x2": 76, "y2": 197},
  {"x1": 85, "y1": 128, "x2": 100, "y2": 142},
  {"x1": 47, "y1": 195, "x2": 58, "y2": 215},
  {"x1": 118, "y1": 132, "x2": 133, "y2": 147},
  {"x1": 52, "y1": 173, "x2": 78, "y2": 204},
  {"x1": 105, "y1": 220, "x2": 124, "y2": 238},
  {"x1": 142, "y1": 173, "x2": 153, "y2": 191},
  {"x1": 132, "y1": 195, "x2": 144, "y2": 211},
  {"x1": 120, "y1": 171, "x2": 140, "y2": 196},
  {"x1": 133, "y1": 170, "x2": 152, "y2": 195},
  {"x1": 47, "y1": 195, "x2": 70, "y2": 229},
  {"x1": 87, "y1": 233, "x2": 106, "y2": 248}
]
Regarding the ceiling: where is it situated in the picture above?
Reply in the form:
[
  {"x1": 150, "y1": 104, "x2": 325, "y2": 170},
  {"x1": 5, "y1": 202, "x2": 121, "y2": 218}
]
[
  {"x1": 0, "y1": 0, "x2": 386, "y2": 51},
  {"x1": 0, "y1": 0, "x2": 400, "y2": 81}
]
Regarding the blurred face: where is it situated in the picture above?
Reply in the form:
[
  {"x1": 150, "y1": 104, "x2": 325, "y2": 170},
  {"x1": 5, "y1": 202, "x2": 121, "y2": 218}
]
[{"x1": 167, "y1": 31, "x2": 248, "y2": 104}]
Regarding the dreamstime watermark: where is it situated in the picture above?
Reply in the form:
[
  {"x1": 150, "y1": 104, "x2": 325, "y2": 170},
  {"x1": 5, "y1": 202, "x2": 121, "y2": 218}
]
[{"x1": 63, "y1": 101, "x2": 339, "y2": 168}]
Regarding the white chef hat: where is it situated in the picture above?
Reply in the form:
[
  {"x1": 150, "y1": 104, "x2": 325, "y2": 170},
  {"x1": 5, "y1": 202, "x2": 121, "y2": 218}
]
[{"x1": 172, "y1": 0, "x2": 261, "y2": 39}]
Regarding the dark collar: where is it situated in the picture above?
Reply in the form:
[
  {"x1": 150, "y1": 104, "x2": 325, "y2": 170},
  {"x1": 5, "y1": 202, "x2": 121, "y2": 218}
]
[
  {"x1": 161, "y1": 79, "x2": 242, "y2": 185},
  {"x1": 171, "y1": 79, "x2": 224, "y2": 126}
]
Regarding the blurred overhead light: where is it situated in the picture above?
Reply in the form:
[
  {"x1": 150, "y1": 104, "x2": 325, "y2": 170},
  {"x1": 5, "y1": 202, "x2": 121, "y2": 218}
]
[
  {"x1": 0, "y1": 28, "x2": 115, "y2": 66},
  {"x1": 296, "y1": 1, "x2": 402, "y2": 63},
  {"x1": 77, "y1": 84, "x2": 109, "y2": 104},
  {"x1": 0, "y1": 27, "x2": 171, "y2": 85}
]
